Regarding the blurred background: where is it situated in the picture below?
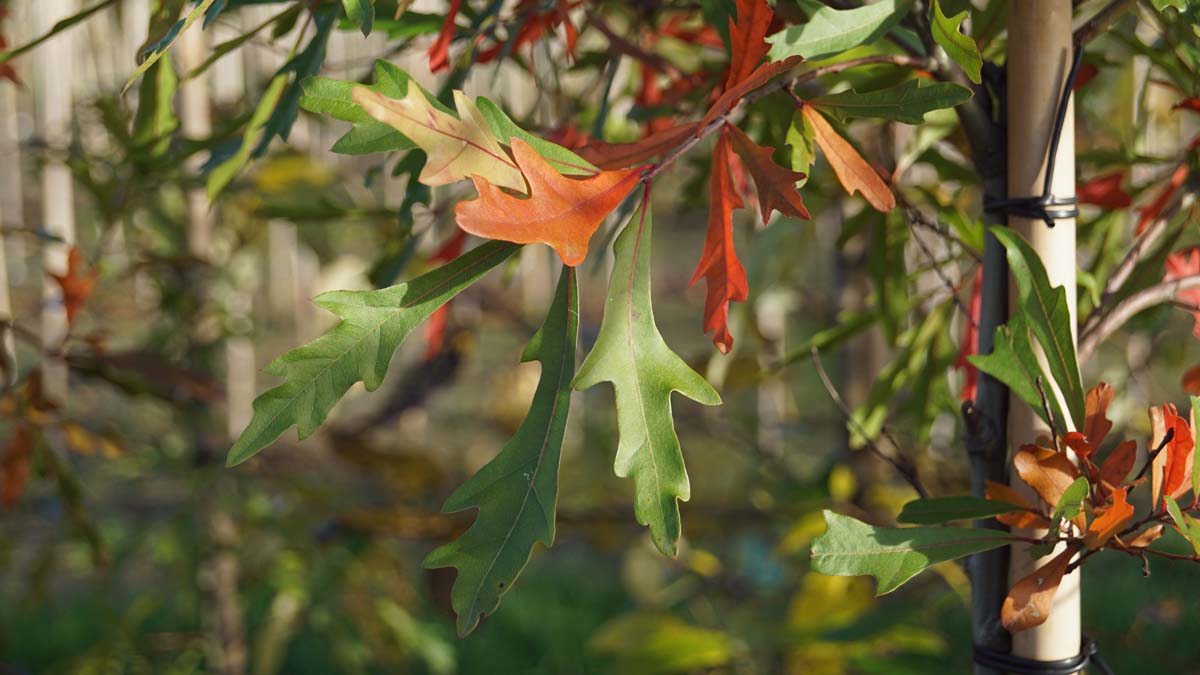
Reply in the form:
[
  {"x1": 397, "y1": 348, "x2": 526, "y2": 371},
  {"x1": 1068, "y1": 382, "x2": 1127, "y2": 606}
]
[{"x1": 1, "y1": 1, "x2": 1199, "y2": 673}]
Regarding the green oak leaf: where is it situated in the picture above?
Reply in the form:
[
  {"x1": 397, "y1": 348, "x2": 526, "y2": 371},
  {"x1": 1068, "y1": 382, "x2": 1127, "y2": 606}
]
[
  {"x1": 475, "y1": 97, "x2": 598, "y2": 176},
  {"x1": 766, "y1": 0, "x2": 912, "y2": 62},
  {"x1": 1052, "y1": 477, "x2": 1089, "y2": 521},
  {"x1": 992, "y1": 228, "x2": 1085, "y2": 430},
  {"x1": 226, "y1": 241, "x2": 520, "y2": 467},
  {"x1": 573, "y1": 197, "x2": 721, "y2": 556},
  {"x1": 424, "y1": 267, "x2": 578, "y2": 637},
  {"x1": 1165, "y1": 496, "x2": 1200, "y2": 555},
  {"x1": 969, "y1": 312, "x2": 1068, "y2": 432},
  {"x1": 811, "y1": 79, "x2": 973, "y2": 125},
  {"x1": 123, "y1": 0, "x2": 217, "y2": 93},
  {"x1": 897, "y1": 496, "x2": 1024, "y2": 525},
  {"x1": 342, "y1": 0, "x2": 375, "y2": 36},
  {"x1": 811, "y1": 511, "x2": 1016, "y2": 594},
  {"x1": 298, "y1": 60, "x2": 432, "y2": 156},
  {"x1": 930, "y1": 0, "x2": 982, "y2": 84}
]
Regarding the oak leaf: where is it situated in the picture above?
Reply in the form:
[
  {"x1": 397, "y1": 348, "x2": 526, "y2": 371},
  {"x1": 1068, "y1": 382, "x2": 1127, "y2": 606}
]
[
  {"x1": 1077, "y1": 171, "x2": 1132, "y2": 209},
  {"x1": 1084, "y1": 382, "x2": 1114, "y2": 447},
  {"x1": 1012, "y1": 444, "x2": 1085, "y2": 532},
  {"x1": 725, "y1": 123, "x2": 810, "y2": 222},
  {"x1": 1098, "y1": 440, "x2": 1137, "y2": 492},
  {"x1": 985, "y1": 479, "x2": 1051, "y2": 530},
  {"x1": 690, "y1": 128, "x2": 747, "y2": 353},
  {"x1": 1001, "y1": 545, "x2": 1077, "y2": 632},
  {"x1": 801, "y1": 104, "x2": 895, "y2": 212},
  {"x1": 454, "y1": 138, "x2": 641, "y2": 266},
  {"x1": 725, "y1": 0, "x2": 772, "y2": 89},
  {"x1": 51, "y1": 247, "x2": 98, "y2": 325},
  {"x1": 699, "y1": 56, "x2": 804, "y2": 128},
  {"x1": 576, "y1": 122, "x2": 699, "y2": 170},
  {"x1": 352, "y1": 84, "x2": 527, "y2": 192},
  {"x1": 1084, "y1": 487, "x2": 1133, "y2": 549},
  {"x1": 1160, "y1": 404, "x2": 1194, "y2": 500}
]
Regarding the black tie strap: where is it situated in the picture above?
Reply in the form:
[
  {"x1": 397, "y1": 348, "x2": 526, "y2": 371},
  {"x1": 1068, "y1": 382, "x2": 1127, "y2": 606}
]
[
  {"x1": 984, "y1": 47, "x2": 1085, "y2": 228},
  {"x1": 973, "y1": 635, "x2": 1114, "y2": 675}
]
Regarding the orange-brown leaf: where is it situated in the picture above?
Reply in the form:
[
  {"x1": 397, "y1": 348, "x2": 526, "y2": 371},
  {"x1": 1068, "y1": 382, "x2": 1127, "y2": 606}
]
[
  {"x1": 1183, "y1": 363, "x2": 1200, "y2": 395},
  {"x1": 725, "y1": 0, "x2": 772, "y2": 89},
  {"x1": 690, "y1": 128, "x2": 747, "y2": 353},
  {"x1": 801, "y1": 105, "x2": 895, "y2": 212},
  {"x1": 454, "y1": 138, "x2": 640, "y2": 266},
  {"x1": 1061, "y1": 432, "x2": 1096, "y2": 460},
  {"x1": 1084, "y1": 382, "x2": 1114, "y2": 447},
  {"x1": 725, "y1": 123, "x2": 809, "y2": 222},
  {"x1": 1084, "y1": 487, "x2": 1134, "y2": 549},
  {"x1": 576, "y1": 122, "x2": 699, "y2": 170},
  {"x1": 51, "y1": 247, "x2": 98, "y2": 325},
  {"x1": 1162, "y1": 403, "x2": 1195, "y2": 500},
  {"x1": 1125, "y1": 524, "x2": 1164, "y2": 548},
  {"x1": 699, "y1": 56, "x2": 804, "y2": 128},
  {"x1": 1098, "y1": 439, "x2": 1137, "y2": 491},
  {"x1": 1, "y1": 424, "x2": 33, "y2": 507},
  {"x1": 1001, "y1": 545, "x2": 1077, "y2": 632},
  {"x1": 986, "y1": 479, "x2": 1052, "y2": 529},
  {"x1": 1012, "y1": 444, "x2": 1081, "y2": 511}
]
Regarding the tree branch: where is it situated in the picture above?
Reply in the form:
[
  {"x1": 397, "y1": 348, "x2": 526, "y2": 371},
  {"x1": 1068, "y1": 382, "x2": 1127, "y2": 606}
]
[
  {"x1": 1079, "y1": 274, "x2": 1200, "y2": 362},
  {"x1": 1073, "y1": 0, "x2": 1138, "y2": 46}
]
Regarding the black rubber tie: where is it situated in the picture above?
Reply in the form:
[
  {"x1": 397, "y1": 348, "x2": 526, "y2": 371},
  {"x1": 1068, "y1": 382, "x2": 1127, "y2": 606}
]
[{"x1": 984, "y1": 46, "x2": 1085, "y2": 228}]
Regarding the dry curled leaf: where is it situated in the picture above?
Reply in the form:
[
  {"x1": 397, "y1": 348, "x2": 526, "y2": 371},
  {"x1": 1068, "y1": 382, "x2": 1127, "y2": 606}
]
[
  {"x1": 1084, "y1": 382, "x2": 1114, "y2": 447},
  {"x1": 985, "y1": 479, "x2": 1051, "y2": 530},
  {"x1": 725, "y1": 123, "x2": 810, "y2": 222},
  {"x1": 1125, "y1": 524, "x2": 1165, "y2": 548},
  {"x1": 1001, "y1": 545, "x2": 1077, "y2": 632},
  {"x1": 1098, "y1": 440, "x2": 1137, "y2": 493}
]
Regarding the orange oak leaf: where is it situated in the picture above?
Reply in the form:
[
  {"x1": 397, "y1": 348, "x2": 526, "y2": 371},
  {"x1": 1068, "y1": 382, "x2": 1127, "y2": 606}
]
[
  {"x1": 1084, "y1": 487, "x2": 1134, "y2": 549},
  {"x1": 1077, "y1": 171, "x2": 1131, "y2": 209},
  {"x1": 454, "y1": 138, "x2": 640, "y2": 266},
  {"x1": 801, "y1": 105, "x2": 896, "y2": 212},
  {"x1": 1163, "y1": 247, "x2": 1200, "y2": 339},
  {"x1": 51, "y1": 247, "x2": 98, "y2": 325},
  {"x1": 1098, "y1": 440, "x2": 1137, "y2": 492},
  {"x1": 690, "y1": 127, "x2": 747, "y2": 354},
  {"x1": 725, "y1": 123, "x2": 809, "y2": 222},
  {"x1": 1061, "y1": 432, "x2": 1097, "y2": 460},
  {"x1": 428, "y1": 0, "x2": 462, "y2": 73},
  {"x1": 986, "y1": 479, "x2": 1052, "y2": 530},
  {"x1": 1002, "y1": 545, "x2": 1078, "y2": 633},
  {"x1": 1084, "y1": 382, "x2": 1114, "y2": 447},
  {"x1": 576, "y1": 122, "x2": 700, "y2": 170},
  {"x1": 1012, "y1": 444, "x2": 1084, "y2": 531},
  {"x1": 1125, "y1": 524, "x2": 1164, "y2": 548},
  {"x1": 1161, "y1": 404, "x2": 1194, "y2": 500},
  {"x1": 725, "y1": 0, "x2": 772, "y2": 89},
  {"x1": 699, "y1": 56, "x2": 804, "y2": 128},
  {"x1": 353, "y1": 85, "x2": 527, "y2": 193}
]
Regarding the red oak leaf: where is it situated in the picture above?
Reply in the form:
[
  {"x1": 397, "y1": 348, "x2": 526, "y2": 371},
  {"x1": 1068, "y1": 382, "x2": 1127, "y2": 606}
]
[
  {"x1": 956, "y1": 267, "x2": 983, "y2": 402},
  {"x1": 1164, "y1": 246, "x2": 1200, "y2": 339},
  {"x1": 690, "y1": 127, "x2": 747, "y2": 353},
  {"x1": 1161, "y1": 403, "x2": 1194, "y2": 501},
  {"x1": 1077, "y1": 171, "x2": 1131, "y2": 209},
  {"x1": 424, "y1": 230, "x2": 469, "y2": 360},
  {"x1": 699, "y1": 56, "x2": 804, "y2": 128},
  {"x1": 725, "y1": 123, "x2": 809, "y2": 222},
  {"x1": 577, "y1": 122, "x2": 700, "y2": 170},
  {"x1": 1137, "y1": 163, "x2": 1188, "y2": 235},
  {"x1": 725, "y1": 0, "x2": 772, "y2": 89},
  {"x1": 454, "y1": 139, "x2": 640, "y2": 266},
  {"x1": 428, "y1": 0, "x2": 463, "y2": 73}
]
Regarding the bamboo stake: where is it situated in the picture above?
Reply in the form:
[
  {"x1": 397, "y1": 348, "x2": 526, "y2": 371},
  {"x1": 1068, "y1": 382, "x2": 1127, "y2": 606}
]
[
  {"x1": 35, "y1": 0, "x2": 78, "y2": 403},
  {"x1": 1006, "y1": 1, "x2": 1081, "y2": 663}
]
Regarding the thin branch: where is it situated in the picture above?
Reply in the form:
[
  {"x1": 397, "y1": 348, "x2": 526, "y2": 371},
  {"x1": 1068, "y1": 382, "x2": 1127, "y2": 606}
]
[
  {"x1": 904, "y1": 206, "x2": 984, "y2": 263},
  {"x1": 1129, "y1": 428, "x2": 1174, "y2": 492},
  {"x1": 1073, "y1": 0, "x2": 1138, "y2": 46},
  {"x1": 1079, "y1": 187, "x2": 1191, "y2": 338},
  {"x1": 1034, "y1": 377, "x2": 1061, "y2": 451},
  {"x1": 811, "y1": 347, "x2": 929, "y2": 499},
  {"x1": 904, "y1": 209, "x2": 978, "y2": 328},
  {"x1": 1079, "y1": 274, "x2": 1200, "y2": 362}
]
